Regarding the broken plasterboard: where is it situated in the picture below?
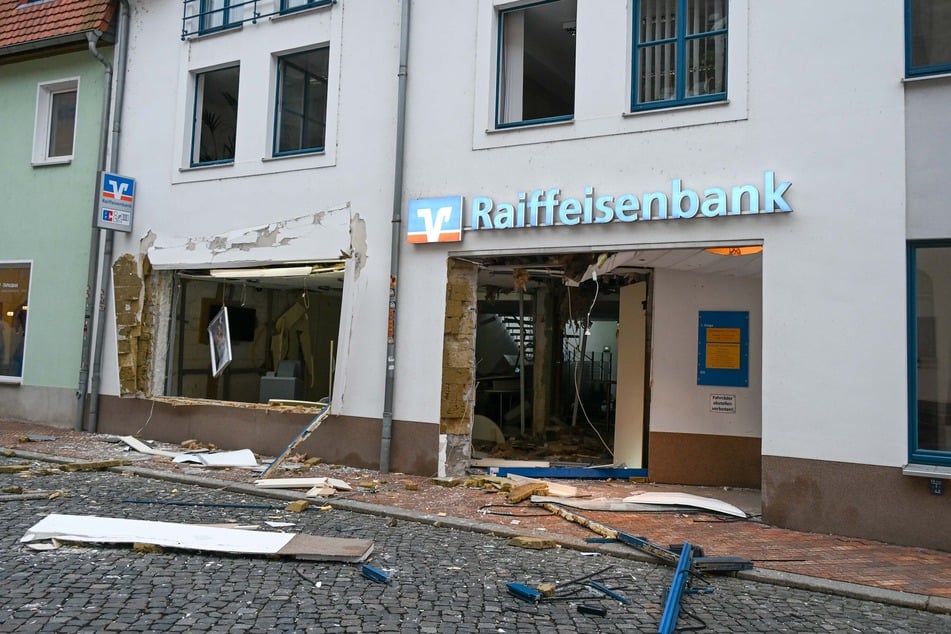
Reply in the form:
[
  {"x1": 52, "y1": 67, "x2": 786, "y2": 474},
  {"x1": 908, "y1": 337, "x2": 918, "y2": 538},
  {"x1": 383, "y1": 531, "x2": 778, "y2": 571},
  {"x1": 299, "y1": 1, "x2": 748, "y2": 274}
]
[
  {"x1": 119, "y1": 435, "x2": 184, "y2": 459},
  {"x1": 531, "y1": 496, "x2": 689, "y2": 512},
  {"x1": 622, "y1": 492, "x2": 747, "y2": 518},
  {"x1": 21, "y1": 514, "x2": 373, "y2": 562},
  {"x1": 254, "y1": 477, "x2": 352, "y2": 491},
  {"x1": 172, "y1": 449, "x2": 259, "y2": 468}
]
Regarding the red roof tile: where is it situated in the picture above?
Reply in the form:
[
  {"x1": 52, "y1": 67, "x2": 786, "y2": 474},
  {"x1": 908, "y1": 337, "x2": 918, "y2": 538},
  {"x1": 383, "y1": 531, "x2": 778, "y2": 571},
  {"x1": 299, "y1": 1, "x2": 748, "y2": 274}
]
[{"x1": 0, "y1": 0, "x2": 115, "y2": 53}]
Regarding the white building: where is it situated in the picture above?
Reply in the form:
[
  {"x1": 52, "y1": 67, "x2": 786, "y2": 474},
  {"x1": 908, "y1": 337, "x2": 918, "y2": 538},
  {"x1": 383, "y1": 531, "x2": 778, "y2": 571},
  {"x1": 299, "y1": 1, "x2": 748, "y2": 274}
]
[{"x1": 92, "y1": 0, "x2": 951, "y2": 551}]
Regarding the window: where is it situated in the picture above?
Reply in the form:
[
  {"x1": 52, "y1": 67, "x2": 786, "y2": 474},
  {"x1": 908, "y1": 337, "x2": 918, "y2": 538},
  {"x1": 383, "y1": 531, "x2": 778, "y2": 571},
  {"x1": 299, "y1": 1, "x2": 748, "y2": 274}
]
[
  {"x1": 32, "y1": 79, "x2": 78, "y2": 165},
  {"x1": 496, "y1": 0, "x2": 576, "y2": 128},
  {"x1": 0, "y1": 263, "x2": 31, "y2": 382},
  {"x1": 908, "y1": 242, "x2": 951, "y2": 466},
  {"x1": 192, "y1": 66, "x2": 240, "y2": 166},
  {"x1": 274, "y1": 48, "x2": 329, "y2": 156},
  {"x1": 632, "y1": 0, "x2": 727, "y2": 110},
  {"x1": 280, "y1": 0, "x2": 332, "y2": 15},
  {"x1": 199, "y1": 0, "x2": 237, "y2": 34},
  {"x1": 907, "y1": 0, "x2": 951, "y2": 77}
]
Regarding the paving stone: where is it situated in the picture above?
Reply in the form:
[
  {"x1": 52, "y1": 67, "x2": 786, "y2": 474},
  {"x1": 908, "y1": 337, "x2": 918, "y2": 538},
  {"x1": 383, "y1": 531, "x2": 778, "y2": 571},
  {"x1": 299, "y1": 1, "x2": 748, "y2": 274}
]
[{"x1": 1, "y1": 456, "x2": 950, "y2": 632}]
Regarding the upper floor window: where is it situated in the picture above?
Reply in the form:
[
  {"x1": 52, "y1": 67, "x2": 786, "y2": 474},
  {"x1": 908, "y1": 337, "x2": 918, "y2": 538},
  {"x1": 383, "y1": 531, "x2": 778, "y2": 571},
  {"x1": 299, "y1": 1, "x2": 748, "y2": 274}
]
[
  {"x1": 199, "y1": 0, "x2": 238, "y2": 34},
  {"x1": 908, "y1": 241, "x2": 951, "y2": 467},
  {"x1": 907, "y1": 0, "x2": 951, "y2": 77},
  {"x1": 496, "y1": 0, "x2": 576, "y2": 128},
  {"x1": 632, "y1": 0, "x2": 727, "y2": 111},
  {"x1": 274, "y1": 48, "x2": 329, "y2": 156},
  {"x1": 192, "y1": 66, "x2": 240, "y2": 166},
  {"x1": 32, "y1": 78, "x2": 78, "y2": 165},
  {"x1": 280, "y1": 0, "x2": 332, "y2": 15}
]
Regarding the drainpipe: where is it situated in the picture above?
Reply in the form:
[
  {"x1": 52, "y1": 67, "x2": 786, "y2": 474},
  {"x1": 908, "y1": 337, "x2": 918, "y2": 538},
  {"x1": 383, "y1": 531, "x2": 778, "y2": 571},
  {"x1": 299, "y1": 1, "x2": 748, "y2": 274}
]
[
  {"x1": 77, "y1": 0, "x2": 131, "y2": 433},
  {"x1": 380, "y1": 0, "x2": 411, "y2": 474}
]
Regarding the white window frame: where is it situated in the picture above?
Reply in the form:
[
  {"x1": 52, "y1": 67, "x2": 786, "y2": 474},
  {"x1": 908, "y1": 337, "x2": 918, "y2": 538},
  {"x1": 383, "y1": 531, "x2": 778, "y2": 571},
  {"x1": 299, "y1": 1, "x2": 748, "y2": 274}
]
[{"x1": 32, "y1": 78, "x2": 79, "y2": 166}]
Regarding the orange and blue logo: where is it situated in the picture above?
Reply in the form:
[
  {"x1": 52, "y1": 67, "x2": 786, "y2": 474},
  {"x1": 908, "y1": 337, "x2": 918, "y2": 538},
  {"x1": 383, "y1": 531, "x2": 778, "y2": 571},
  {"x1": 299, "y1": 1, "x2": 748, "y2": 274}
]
[{"x1": 406, "y1": 196, "x2": 463, "y2": 244}]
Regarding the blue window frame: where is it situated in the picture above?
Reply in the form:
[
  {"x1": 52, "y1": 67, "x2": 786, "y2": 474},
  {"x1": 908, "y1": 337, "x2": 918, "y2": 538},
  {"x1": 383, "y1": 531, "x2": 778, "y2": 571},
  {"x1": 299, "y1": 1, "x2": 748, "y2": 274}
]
[
  {"x1": 191, "y1": 66, "x2": 240, "y2": 167},
  {"x1": 280, "y1": 0, "x2": 332, "y2": 15},
  {"x1": 907, "y1": 241, "x2": 951, "y2": 467},
  {"x1": 906, "y1": 0, "x2": 951, "y2": 77},
  {"x1": 495, "y1": 0, "x2": 577, "y2": 129},
  {"x1": 274, "y1": 48, "x2": 329, "y2": 156},
  {"x1": 198, "y1": 0, "x2": 237, "y2": 34},
  {"x1": 632, "y1": 0, "x2": 727, "y2": 111}
]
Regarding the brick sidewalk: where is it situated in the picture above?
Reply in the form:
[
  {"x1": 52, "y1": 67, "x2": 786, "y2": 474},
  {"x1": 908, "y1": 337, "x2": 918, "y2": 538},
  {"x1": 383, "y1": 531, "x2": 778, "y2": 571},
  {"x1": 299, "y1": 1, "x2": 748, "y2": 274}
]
[{"x1": 3, "y1": 419, "x2": 950, "y2": 609}]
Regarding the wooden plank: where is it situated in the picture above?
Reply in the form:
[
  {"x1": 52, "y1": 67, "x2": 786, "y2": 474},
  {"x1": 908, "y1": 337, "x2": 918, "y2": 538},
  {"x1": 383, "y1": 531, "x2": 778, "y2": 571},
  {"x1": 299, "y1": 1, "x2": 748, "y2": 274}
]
[
  {"x1": 496, "y1": 467, "x2": 648, "y2": 479},
  {"x1": 254, "y1": 477, "x2": 352, "y2": 491},
  {"x1": 507, "y1": 474, "x2": 578, "y2": 498},
  {"x1": 507, "y1": 482, "x2": 547, "y2": 504},
  {"x1": 259, "y1": 402, "x2": 331, "y2": 479},
  {"x1": 470, "y1": 458, "x2": 550, "y2": 468},
  {"x1": 59, "y1": 460, "x2": 130, "y2": 472}
]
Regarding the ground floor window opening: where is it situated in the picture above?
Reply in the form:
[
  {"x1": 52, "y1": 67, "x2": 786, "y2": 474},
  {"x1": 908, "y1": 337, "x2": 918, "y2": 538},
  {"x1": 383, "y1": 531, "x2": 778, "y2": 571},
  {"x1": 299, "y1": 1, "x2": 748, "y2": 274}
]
[
  {"x1": 461, "y1": 253, "x2": 651, "y2": 467},
  {"x1": 166, "y1": 263, "x2": 345, "y2": 406}
]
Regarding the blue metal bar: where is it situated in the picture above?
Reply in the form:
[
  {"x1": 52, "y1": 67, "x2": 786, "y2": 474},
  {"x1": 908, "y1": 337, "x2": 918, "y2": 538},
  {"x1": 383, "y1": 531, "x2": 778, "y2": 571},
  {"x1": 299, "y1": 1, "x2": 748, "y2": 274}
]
[{"x1": 659, "y1": 542, "x2": 693, "y2": 634}]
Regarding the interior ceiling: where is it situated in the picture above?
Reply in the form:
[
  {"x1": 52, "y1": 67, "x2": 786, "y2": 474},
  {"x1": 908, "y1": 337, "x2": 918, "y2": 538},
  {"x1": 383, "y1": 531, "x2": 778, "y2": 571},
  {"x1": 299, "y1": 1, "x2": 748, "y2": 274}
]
[
  {"x1": 180, "y1": 248, "x2": 761, "y2": 292},
  {"x1": 475, "y1": 247, "x2": 763, "y2": 291}
]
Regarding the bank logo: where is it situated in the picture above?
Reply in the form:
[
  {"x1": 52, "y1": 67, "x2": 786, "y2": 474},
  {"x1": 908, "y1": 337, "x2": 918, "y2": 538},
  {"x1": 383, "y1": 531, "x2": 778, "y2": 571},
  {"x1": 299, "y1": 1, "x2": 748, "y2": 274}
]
[
  {"x1": 407, "y1": 196, "x2": 463, "y2": 244},
  {"x1": 102, "y1": 173, "x2": 135, "y2": 203}
]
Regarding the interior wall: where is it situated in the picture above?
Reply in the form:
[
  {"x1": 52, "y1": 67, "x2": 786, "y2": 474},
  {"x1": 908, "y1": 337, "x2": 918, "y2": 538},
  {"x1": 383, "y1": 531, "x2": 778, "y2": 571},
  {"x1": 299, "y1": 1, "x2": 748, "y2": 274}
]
[
  {"x1": 651, "y1": 268, "x2": 762, "y2": 438},
  {"x1": 175, "y1": 279, "x2": 341, "y2": 403},
  {"x1": 614, "y1": 282, "x2": 646, "y2": 467}
]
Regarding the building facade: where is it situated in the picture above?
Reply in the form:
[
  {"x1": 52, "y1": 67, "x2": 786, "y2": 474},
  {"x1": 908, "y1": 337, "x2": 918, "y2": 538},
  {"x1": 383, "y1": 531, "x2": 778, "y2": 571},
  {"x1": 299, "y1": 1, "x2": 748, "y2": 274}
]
[
  {"x1": 63, "y1": 0, "x2": 951, "y2": 551},
  {"x1": 0, "y1": 0, "x2": 117, "y2": 426}
]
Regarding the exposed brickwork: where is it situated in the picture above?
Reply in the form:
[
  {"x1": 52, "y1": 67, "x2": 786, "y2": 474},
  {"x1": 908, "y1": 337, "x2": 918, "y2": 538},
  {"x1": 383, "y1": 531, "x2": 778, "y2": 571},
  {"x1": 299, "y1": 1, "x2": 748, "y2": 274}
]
[
  {"x1": 111, "y1": 253, "x2": 142, "y2": 396},
  {"x1": 0, "y1": 0, "x2": 115, "y2": 53},
  {"x1": 441, "y1": 259, "x2": 477, "y2": 476}
]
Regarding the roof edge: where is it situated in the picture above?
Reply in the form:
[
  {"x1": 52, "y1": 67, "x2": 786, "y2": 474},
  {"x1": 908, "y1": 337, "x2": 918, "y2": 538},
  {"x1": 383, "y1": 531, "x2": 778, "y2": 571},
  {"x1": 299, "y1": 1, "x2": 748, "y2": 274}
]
[{"x1": 0, "y1": 29, "x2": 114, "y2": 62}]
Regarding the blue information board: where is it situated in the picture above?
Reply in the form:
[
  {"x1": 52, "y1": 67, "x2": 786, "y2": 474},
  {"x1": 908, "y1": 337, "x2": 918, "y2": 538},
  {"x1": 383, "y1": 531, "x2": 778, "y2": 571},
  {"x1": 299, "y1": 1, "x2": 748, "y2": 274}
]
[{"x1": 697, "y1": 311, "x2": 748, "y2": 387}]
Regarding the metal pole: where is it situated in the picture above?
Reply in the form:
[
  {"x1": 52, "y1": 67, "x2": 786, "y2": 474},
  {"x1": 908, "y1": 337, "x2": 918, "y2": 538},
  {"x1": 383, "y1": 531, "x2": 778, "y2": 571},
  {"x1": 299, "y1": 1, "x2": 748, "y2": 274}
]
[
  {"x1": 380, "y1": 0, "x2": 411, "y2": 474},
  {"x1": 518, "y1": 291, "x2": 525, "y2": 435},
  {"x1": 86, "y1": 0, "x2": 131, "y2": 434}
]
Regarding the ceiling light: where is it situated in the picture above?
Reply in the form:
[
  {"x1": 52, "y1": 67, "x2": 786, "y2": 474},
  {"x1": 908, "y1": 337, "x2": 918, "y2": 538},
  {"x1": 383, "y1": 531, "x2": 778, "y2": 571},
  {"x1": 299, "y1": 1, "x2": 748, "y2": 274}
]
[
  {"x1": 209, "y1": 266, "x2": 317, "y2": 279},
  {"x1": 705, "y1": 246, "x2": 763, "y2": 257},
  {"x1": 208, "y1": 262, "x2": 347, "y2": 279}
]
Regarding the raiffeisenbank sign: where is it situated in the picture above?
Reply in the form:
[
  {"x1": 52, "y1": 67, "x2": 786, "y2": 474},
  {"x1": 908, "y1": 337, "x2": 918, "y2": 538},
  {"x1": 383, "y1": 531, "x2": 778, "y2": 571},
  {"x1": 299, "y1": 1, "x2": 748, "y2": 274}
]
[{"x1": 406, "y1": 171, "x2": 791, "y2": 244}]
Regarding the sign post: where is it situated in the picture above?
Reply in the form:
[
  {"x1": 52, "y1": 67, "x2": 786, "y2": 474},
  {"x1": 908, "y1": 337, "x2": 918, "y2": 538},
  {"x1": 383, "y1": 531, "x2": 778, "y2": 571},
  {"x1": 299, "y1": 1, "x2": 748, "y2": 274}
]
[{"x1": 95, "y1": 172, "x2": 136, "y2": 232}]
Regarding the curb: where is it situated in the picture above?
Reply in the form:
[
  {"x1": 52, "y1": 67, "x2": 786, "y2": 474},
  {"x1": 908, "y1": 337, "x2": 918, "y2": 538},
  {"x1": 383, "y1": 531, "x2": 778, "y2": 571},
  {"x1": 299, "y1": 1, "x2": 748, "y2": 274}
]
[{"x1": 5, "y1": 446, "x2": 951, "y2": 616}]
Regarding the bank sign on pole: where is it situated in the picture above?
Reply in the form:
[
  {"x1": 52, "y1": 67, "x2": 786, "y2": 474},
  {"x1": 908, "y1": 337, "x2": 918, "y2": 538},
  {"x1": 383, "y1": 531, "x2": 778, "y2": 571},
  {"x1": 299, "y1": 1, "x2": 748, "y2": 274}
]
[{"x1": 96, "y1": 172, "x2": 136, "y2": 232}]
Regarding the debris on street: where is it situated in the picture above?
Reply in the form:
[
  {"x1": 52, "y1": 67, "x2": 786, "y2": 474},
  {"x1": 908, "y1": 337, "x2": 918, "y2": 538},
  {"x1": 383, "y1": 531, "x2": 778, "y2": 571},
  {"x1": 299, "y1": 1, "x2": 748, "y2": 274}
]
[{"x1": 20, "y1": 513, "x2": 374, "y2": 562}]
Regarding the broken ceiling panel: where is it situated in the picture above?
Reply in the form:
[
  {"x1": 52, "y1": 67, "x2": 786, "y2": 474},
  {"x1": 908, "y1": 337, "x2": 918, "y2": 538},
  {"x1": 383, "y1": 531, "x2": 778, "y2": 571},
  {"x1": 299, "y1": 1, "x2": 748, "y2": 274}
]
[{"x1": 147, "y1": 206, "x2": 353, "y2": 270}]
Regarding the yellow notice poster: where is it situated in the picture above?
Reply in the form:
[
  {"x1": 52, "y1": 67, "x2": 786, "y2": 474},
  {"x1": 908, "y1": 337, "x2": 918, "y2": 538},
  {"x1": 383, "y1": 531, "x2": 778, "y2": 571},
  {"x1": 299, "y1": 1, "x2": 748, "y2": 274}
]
[
  {"x1": 706, "y1": 327, "x2": 740, "y2": 343},
  {"x1": 705, "y1": 343, "x2": 741, "y2": 370},
  {"x1": 698, "y1": 311, "x2": 748, "y2": 387}
]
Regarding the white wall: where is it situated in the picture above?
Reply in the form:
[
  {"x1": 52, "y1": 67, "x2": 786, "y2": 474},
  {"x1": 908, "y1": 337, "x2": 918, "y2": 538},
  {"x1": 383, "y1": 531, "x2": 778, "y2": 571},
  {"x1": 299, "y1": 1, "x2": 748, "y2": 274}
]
[
  {"x1": 107, "y1": 0, "x2": 406, "y2": 421},
  {"x1": 108, "y1": 0, "x2": 912, "y2": 470},
  {"x1": 398, "y1": 0, "x2": 909, "y2": 466},
  {"x1": 652, "y1": 269, "x2": 761, "y2": 438}
]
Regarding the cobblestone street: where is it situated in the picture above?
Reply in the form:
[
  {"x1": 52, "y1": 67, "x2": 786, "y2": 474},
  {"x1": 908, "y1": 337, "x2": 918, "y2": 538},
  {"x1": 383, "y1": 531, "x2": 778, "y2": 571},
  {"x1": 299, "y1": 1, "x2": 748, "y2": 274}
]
[{"x1": 2, "y1": 456, "x2": 950, "y2": 632}]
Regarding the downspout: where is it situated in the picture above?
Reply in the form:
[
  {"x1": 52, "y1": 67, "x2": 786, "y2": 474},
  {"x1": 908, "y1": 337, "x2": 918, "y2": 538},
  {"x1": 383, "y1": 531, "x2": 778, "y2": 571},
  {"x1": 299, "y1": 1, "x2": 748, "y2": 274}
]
[
  {"x1": 380, "y1": 0, "x2": 411, "y2": 474},
  {"x1": 75, "y1": 27, "x2": 113, "y2": 431},
  {"x1": 79, "y1": 0, "x2": 131, "y2": 433}
]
